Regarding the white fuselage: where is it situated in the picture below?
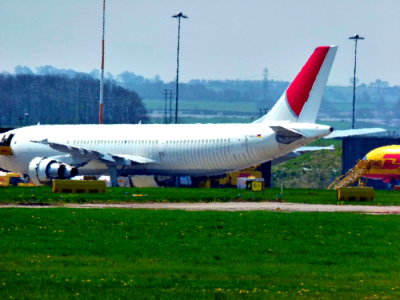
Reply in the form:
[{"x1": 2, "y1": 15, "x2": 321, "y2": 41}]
[{"x1": 0, "y1": 122, "x2": 331, "y2": 178}]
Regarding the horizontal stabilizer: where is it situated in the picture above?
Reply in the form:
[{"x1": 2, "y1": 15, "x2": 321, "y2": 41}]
[
  {"x1": 271, "y1": 123, "x2": 333, "y2": 140},
  {"x1": 270, "y1": 126, "x2": 303, "y2": 144}
]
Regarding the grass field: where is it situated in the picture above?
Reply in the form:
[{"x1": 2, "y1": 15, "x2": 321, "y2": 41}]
[
  {"x1": 1, "y1": 208, "x2": 400, "y2": 299},
  {"x1": 2, "y1": 186, "x2": 400, "y2": 206}
]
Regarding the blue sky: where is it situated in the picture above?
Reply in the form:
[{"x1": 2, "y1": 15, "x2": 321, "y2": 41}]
[{"x1": 0, "y1": 0, "x2": 399, "y2": 86}]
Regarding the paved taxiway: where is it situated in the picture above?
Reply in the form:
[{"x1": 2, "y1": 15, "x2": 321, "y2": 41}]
[{"x1": 2, "y1": 202, "x2": 400, "y2": 214}]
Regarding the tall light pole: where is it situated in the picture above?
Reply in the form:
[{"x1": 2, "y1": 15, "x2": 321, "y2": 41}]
[
  {"x1": 99, "y1": 0, "x2": 106, "y2": 124},
  {"x1": 172, "y1": 12, "x2": 188, "y2": 124},
  {"x1": 349, "y1": 34, "x2": 364, "y2": 129}
]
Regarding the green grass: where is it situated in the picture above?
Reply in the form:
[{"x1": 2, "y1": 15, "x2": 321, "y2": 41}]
[
  {"x1": 272, "y1": 145, "x2": 342, "y2": 189},
  {"x1": 0, "y1": 186, "x2": 272, "y2": 205},
  {"x1": 2, "y1": 186, "x2": 400, "y2": 206},
  {"x1": 1, "y1": 209, "x2": 400, "y2": 299}
]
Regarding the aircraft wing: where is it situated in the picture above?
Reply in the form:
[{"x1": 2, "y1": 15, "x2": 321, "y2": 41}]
[
  {"x1": 294, "y1": 145, "x2": 335, "y2": 154},
  {"x1": 31, "y1": 139, "x2": 157, "y2": 166},
  {"x1": 324, "y1": 128, "x2": 386, "y2": 139}
]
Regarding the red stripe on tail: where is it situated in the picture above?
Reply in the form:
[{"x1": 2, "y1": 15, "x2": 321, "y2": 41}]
[{"x1": 286, "y1": 46, "x2": 330, "y2": 116}]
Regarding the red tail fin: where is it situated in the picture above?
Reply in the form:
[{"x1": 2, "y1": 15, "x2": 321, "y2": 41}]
[
  {"x1": 254, "y1": 46, "x2": 337, "y2": 123},
  {"x1": 286, "y1": 46, "x2": 330, "y2": 116}
]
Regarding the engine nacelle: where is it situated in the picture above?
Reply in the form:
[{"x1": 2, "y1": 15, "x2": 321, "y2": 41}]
[{"x1": 28, "y1": 157, "x2": 78, "y2": 185}]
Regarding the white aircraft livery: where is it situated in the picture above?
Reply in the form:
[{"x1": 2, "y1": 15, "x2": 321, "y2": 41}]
[{"x1": 0, "y1": 46, "x2": 340, "y2": 186}]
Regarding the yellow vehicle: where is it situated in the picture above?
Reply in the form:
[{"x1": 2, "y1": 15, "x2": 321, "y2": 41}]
[
  {"x1": 52, "y1": 179, "x2": 106, "y2": 193},
  {"x1": 196, "y1": 166, "x2": 263, "y2": 188},
  {"x1": 0, "y1": 172, "x2": 34, "y2": 187}
]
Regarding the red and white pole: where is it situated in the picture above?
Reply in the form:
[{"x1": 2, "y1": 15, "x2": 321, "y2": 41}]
[{"x1": 99, "y1": 0, "x2": 106, "y2": 124}]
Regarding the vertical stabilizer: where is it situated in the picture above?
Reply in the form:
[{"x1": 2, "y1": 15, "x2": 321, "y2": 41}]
[{"x1": 254, "y1": 46, "x2": 337, "y2": 123}]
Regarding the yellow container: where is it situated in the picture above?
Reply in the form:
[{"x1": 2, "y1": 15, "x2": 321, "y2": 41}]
[
  {"x1": 246, "y1": 179, "x2": 265, "y2": 192},
  {"x1": 52, "y1": 180, "x2": 106, "y2": 193},
  {"x1": 337, "y1": 187, "x2": 375, "y2": 202}
]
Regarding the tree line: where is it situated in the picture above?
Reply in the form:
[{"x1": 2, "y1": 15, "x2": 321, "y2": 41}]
[
  {"x1": 3, "y1": 65, "x2": 400, "y2": 127},
  {"x1": 0, "y1": 72, "x2": 148, "y2": 127}
]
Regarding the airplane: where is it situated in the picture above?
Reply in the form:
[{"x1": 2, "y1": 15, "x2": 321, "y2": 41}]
[
  {"x1": 0, "y1": 45, "x2": 384, "y2": 186},
  {"x1": 363, "y1": 145, "x2": 400, "y2": 184}
]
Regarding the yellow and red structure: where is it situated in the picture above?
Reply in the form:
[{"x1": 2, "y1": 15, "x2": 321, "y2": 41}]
[
  {"x1": 329, "y1": 145, "x2": 400, "y2": 190},
  {"x1": 363, "y1": 145, "x2": 400, "y2": 184}
]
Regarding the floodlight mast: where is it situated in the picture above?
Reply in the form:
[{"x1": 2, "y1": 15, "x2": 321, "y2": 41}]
[
  {"x1": 172, "y1": 12, "x2": 188, "y2": 124},
  {"x1": 349, "y1": 34, "x2": 365, "y2": 129}
]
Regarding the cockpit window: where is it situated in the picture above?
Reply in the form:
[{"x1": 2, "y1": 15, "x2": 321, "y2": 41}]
[{"x1": 0, "y1": 134, "x2": 14, "y2": 146}]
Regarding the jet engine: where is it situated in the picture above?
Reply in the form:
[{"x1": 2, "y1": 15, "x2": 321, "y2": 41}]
[{"x1": 28, "y1": 157, "x2": 78, "y2": 185}]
